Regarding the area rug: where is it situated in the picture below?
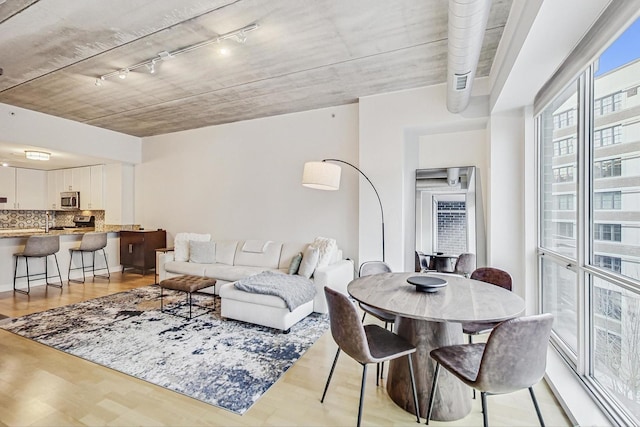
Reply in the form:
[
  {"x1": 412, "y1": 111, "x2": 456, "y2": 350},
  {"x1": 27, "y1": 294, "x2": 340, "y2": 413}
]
[{"x1": 0, "y1": 286, "x2": 328, "y2": 415}]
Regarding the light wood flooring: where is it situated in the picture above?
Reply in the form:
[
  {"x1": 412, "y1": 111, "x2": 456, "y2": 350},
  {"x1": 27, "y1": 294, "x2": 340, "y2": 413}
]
[{"x1": 0, "y1": 273, "x2": 572, "y2": 426}]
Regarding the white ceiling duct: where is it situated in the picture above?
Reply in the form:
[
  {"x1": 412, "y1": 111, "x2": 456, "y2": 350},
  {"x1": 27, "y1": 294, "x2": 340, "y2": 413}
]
[{"x1": 447, "y1": 0, "x2": 492, "y2": 113}]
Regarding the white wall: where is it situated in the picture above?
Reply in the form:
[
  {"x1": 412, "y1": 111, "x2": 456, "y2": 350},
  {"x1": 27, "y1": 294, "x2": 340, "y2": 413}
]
[
  {"x1": 136, "y1": 104, "x2": 359, "y2": 259},
  {"x1": 359, "y1": 81, "x2": 490, "y2": 272},
  {"x1": 0, "y1": 102, "x2": 141, "y2": 164}
]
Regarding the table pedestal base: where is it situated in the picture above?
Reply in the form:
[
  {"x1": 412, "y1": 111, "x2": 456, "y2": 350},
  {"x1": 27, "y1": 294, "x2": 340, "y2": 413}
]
[{"x1": 387, "y1": 317, "x2": 471, "y2": 421}]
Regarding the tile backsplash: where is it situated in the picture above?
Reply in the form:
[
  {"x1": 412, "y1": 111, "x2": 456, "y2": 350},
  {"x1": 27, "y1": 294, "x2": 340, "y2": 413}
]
[{"x1": 0, "y1": 210, "x2": 105, "y2": 229}]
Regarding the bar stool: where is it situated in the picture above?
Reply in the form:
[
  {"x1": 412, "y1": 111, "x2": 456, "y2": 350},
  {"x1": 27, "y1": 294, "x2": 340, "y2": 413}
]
[
  {"x1": 13, "y1": 235, "x2": 63, "y2": 294},
  {"x1": 68, "y1": 232, "x2": 110, "y2": 283}
]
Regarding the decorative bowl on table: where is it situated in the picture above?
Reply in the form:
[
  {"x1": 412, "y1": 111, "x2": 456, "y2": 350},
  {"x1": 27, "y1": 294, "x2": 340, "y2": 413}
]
[{"x1": 407, "y1": 276, "x2": 448, "y2": 293}]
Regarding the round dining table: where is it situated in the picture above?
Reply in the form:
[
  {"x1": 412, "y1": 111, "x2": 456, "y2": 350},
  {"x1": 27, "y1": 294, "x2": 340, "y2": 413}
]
[{"x1": 347, "y1": 271, "x2": 525, "y2": 421}]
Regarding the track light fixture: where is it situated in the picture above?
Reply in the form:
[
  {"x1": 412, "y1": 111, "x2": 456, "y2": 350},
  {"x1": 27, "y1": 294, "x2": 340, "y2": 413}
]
[{"x1": 95, "y1": 23, "x2": 258, "y2": 86}]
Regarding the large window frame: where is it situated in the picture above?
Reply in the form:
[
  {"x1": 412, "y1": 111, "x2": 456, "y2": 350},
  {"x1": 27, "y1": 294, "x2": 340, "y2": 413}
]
[{"x1": 536, "y1": 63, "x2": 640, "y2": 427}]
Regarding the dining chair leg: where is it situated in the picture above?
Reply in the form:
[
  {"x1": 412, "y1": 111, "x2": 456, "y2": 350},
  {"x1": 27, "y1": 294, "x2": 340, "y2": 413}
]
[
  {"x1": 376, "y1": 363, "x2": 380, "y2": 386},
  {"x1": 321, "y1": 348, "x2": 341, "y2": 403},
  {"x1": 469, "y1": 333, "x2": 476, "y2": 400},
  {"x1": 362, "y1": 312, "x2": 366, "y2": 322},
  {"x1": 407, "y1": 355, "x2": 421, "y2": 423},
  {"x1": 529, "y1": 386, "x2": 546, "y2": 427},
  {"x1": 481, "y1": 391, "x2": 488, "y2": 427},
  {"x1": 357, "y1": 364, "x2": 367, "y2": 427},
  {"x1": 425, "y1": 362, "x2": 440, "y2": 425}
]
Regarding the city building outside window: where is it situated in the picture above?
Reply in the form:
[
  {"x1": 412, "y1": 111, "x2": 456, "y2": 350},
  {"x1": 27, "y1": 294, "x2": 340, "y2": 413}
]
[
  {"x1": 593, "y1": 191, "x2": 622, "y2": 210},
  {"x1": 593, "y1": 125, "x2": 623, "y2": 147},
  {"x1": 553, "y1": 165, "x2": 575, "y2": 183},
  {"x1": 553, "y1": 137, "x2": 576, "y2": 156}
]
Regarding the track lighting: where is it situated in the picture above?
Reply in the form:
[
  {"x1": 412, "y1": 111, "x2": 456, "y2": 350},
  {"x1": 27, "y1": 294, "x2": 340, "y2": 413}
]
[{"x1": 95, "y1": 23, "x2": 258, "y2": 86}]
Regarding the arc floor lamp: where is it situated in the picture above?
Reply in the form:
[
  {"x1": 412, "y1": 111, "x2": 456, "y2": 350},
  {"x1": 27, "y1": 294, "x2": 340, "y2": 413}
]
[{"x1": 302, "y1": 159, "x2": 385, "y2": 262}]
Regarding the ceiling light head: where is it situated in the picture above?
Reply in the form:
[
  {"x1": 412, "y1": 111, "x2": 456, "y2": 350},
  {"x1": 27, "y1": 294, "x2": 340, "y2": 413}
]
[
  {"x1": 146, "y1": 61, "x2": 156, "y2": 74},
  {"x1": 118, "y1": 68, "x2": 129, "y2": 79},
  {"x1": 94, "y1": 77, "x2": 103, "y2": 86},
  {"x1": 1, "y1": 162, "x2": 9, "y2": 167},
  {"x1": 157, "y1": 51, "x2": 174, "y2": 61},
  {"x1": 219, "y1": 47, "x2": 230, "y2": 56},
  {"x1": 25, "y1": 150, "x2": 50, "y2": 161},
  {"x1": 234, "y1": 31, "x2": 247, "y2": 44}
]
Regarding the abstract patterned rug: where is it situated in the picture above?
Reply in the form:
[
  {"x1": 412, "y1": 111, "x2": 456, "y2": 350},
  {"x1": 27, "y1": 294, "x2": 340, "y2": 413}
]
[{"x1": 0, "y1": 286, "x2": 328, "y2": 415}]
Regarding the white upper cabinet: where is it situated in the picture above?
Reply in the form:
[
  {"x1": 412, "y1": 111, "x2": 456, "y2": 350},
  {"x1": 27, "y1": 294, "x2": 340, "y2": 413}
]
[
  {"x1": 89, "y1": 165, "x2": 104, "y2": 210},
  {"x1": 0, "y1": 167, "x2": 17, "y2": 209},
  {"x1": 0, "y1": 167, "x2": 46, "y2": 210},
  {"x1": 47, "y1": 166, "x2": 105, "y2": 211},
  {"x1": 16, "y1": 169, "x2": 46, "y2": 210}
]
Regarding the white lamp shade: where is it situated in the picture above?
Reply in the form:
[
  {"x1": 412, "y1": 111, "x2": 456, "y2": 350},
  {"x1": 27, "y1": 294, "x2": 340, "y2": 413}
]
[{"x1": 302, "y1": 161, "x2": 341, "y2": 190}]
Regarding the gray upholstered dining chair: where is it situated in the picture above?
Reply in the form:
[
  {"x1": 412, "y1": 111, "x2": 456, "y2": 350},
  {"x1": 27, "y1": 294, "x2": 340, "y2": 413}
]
[
  {"x1": 68, "y1": 232, "x2": 110, "y2": 283},
  {"x1": 358, "y1": 260, "x2": 396, "y2": 383},
  {"x1": 321, "y1": 286, "x2": 421, "y2": 427},
  {"x1": 463, "y1": 267, "x2": 513, "y2": 343},
  {"x1": 453, "y1": 253, "x2": 476, "y2": 277},
  {"x1": 426, "y1": 313, "x2": 554, "y2": 427},
  {"x1": 13, "y1": 234, "x2": 63, "y2": 294}
]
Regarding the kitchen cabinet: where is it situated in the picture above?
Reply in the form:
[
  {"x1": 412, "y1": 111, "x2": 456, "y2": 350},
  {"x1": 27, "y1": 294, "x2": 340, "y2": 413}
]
[
  {"x1": 15, "y1": 169, "x2": 46, "y2": 210},
  {"x1": 0, "y1": 167, "x2": 16, "y2": 209},
  {"x1": 47, "y1": 166, "x2": 105, "y2": 211},
  {"x1": 120, "y1": 230, "x2": 166, "y2": 275},
  {"x1": 86, "y1": 165, "x2": 104, "y2": 210},
  {"x1": 0, "y1": 167, "x2": 46, "y2": 210}
]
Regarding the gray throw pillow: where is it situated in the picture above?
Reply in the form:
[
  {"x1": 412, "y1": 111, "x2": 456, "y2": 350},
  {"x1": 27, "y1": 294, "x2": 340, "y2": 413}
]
[
  {"x1": 298, "y1": 246, "x2": 319, "y2": 278},
  {"x1": 189, "y1": 240, "x2": 216, "y2": 264},
  {"x1": 288, "y1": 252, "x2": 303, "y2": 275}
]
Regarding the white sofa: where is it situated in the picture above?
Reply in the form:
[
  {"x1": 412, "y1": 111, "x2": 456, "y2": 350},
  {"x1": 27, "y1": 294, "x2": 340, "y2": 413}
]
[{"x1": 156, "y1": 239, "x2": 354, "y2": 331}]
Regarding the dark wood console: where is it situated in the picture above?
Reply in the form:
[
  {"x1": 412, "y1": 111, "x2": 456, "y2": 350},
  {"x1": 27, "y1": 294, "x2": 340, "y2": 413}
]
[{"x1": 120, "y1": 230, "x2": 166, "y2": 275}]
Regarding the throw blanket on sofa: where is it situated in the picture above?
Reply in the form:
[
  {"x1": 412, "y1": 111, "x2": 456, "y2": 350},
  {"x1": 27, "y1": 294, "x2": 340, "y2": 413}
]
[{"x1": 234, "y1": 271, "x2": 316, "y2": 311}]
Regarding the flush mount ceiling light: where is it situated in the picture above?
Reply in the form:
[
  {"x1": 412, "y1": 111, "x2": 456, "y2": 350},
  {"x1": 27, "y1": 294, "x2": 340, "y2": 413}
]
[
  {"x1": 25, "y1": 150, "x2": 51, "y2": 161},
  {"x1": 95, "y1": 23, "x2": 258, "y2": 86}
]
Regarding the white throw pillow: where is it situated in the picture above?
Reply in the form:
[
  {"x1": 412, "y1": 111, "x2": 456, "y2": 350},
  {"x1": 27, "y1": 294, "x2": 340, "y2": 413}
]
[
  {"x1": 174, "y1": 233, "x2": 211, "y2": 262},
  {"x1": 189, "y1": 241, "x2": 216, "y2": 264},
  {"x1": 312, "y1": 236, "x2": 338, "y2": 268},
  {"x1": 298, "y1": 245, "x2": 320, "y2": 278}
]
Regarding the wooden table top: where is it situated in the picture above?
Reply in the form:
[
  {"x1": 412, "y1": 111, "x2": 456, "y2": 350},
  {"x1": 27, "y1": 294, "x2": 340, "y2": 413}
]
[{"x1": 348, "y1": 272, "x2": 525, "y2": 323}]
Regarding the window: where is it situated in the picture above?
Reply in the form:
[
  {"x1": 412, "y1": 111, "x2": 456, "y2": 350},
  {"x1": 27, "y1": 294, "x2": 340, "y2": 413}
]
[
  {"x1": 593, "y1": 125, "x2": 622, "y2": 147},
  {"x1": 594, "y1": 158, "x2": 622, "y2": 178},
  {"x1": 537, "y1": 17, "x2": 640, "y2": 423},
  {"x1": 593, "y1": 191, "x2": 622, "y2": 210},
  {"x1": 593, "y1": 255, "x2": 622, "y2": 273},
  {"x1": 554, "y1": 137, "x2": 575, "y2": 156},
  {"x1": 553, "y1": 165, "x2": 575, "y2": 183},
  {"x1": 594, "y1": 92, "x2": 623, "y2": 116},
  {"x1": 594, "y1": 224, "x2": 622, "y2": 242},
  {"x1": 555, "y1": 194, "x2": 575, "y2": 210},
  {"x1": 553, "y1": 109, "x2": 576, "y2": 129},
  {"x1": 556, "y1": 222, "x2": 574, "y2": 238}
]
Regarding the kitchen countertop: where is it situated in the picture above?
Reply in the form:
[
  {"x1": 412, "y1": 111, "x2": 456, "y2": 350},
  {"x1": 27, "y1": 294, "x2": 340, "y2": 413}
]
[{"x1": 0, "y1": 228, "x2": 122, "y2": 239}]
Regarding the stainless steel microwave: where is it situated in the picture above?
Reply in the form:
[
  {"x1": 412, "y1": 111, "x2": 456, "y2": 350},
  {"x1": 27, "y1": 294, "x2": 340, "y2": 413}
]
[{"x1": 60, "y1": 191, "x2": 80, "y2": 210}]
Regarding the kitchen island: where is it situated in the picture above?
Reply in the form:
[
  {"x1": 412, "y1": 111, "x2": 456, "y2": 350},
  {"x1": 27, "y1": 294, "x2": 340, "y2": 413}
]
[{"x1": 0, "y1": 229, "x2": 122, "y2": 293}]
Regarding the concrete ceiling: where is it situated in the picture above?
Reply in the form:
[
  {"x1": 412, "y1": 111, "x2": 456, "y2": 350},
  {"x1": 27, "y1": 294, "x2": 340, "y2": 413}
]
[{"x1": 0, "y1": 0, "x2": 513, "y2": 140}]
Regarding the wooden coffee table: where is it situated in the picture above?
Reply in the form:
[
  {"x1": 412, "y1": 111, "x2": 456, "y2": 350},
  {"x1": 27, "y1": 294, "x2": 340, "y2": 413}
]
[{"x1": 159, "y1": 275, "x2": 217, "y2": 319}]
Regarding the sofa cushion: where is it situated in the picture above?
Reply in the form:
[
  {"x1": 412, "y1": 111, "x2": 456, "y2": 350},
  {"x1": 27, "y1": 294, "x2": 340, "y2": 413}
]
[
  {"x1": 219, "y1": 283, "x2": 288, "y2": 309},
  {"x1": 279, "y1": 242, "x2": 309, "y2": 269},
  {"x1": 215, "y1": 241, "x2": 238, "y2": 265},
  {"x1": 298, "y1": 245, "x2": 319, "y2": 278},
  {"x1": 233, "y1": 240, "x2": 282, "y2": 269},
  {"x1": 164, "y1": 261, "x2": 208, "y2": 277},
  {"x1": 313, "y1": 236, "x2": 338, "y2": 268},
  {"x1": 288, "y1": 252, "x2": 303, "y2": 275},
  {"x1": 174, "y1": 233, "x2": 211, "y2": 262},
  {"x1": 189, "y1": 241, "x2": 215, "y2": 264},
  {"x1": 203, "y1": 264, "x2": 277, "y2": 283}
]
